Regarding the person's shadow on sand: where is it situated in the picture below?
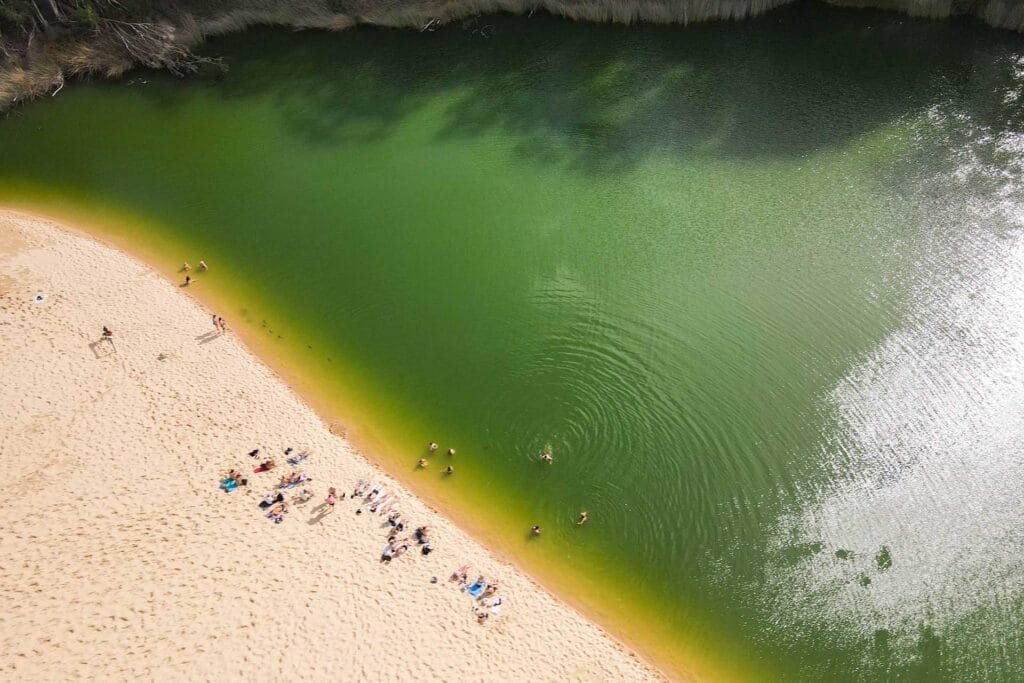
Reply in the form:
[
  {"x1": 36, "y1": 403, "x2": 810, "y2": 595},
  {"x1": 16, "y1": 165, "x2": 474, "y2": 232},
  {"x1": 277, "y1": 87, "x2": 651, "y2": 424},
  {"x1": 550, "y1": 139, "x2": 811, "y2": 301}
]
[
  {"x1": 195, "y1": 330, "x2": 221, "y2": 345},
  {"x1": 307, "y1": 502, "x2": 333, "y2": 525},
  {"x1": 88, "y1": 337, "x2": 116, "y2": 358}
]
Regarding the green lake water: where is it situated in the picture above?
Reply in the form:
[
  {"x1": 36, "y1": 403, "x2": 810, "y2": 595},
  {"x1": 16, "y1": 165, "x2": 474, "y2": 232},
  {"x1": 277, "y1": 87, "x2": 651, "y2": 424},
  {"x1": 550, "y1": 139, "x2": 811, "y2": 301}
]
[{"x1": 3, "y1": 4, "x2": 1024, "y2": 679}]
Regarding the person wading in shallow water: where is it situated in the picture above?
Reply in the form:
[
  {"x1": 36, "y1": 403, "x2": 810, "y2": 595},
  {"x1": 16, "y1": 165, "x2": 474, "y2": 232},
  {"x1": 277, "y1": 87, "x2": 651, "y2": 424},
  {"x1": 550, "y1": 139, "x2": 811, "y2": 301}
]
[{"x1": 531, "y1": 525, "x2": 542, "y2": 536}]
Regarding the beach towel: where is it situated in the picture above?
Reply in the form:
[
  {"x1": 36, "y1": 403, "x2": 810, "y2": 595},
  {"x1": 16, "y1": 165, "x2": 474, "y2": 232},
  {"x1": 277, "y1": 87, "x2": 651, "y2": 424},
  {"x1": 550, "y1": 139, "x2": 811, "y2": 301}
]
[
  {"x1": 468, "y1": 582, "x2": 488, "y2": 599},
  {"x1": 253, "y1": 465, "x2": 269, "y2": 473},
  {"x1": 220, "y1": 478, "x2": 238, "y2": 491},
  {"x1": 287, "y1": 453, "x2": 309, "y2": 466}
]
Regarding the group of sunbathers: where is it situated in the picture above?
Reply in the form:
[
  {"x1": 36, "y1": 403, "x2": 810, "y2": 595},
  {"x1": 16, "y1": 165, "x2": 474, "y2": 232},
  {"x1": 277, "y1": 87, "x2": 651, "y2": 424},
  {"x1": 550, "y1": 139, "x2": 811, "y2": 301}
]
[{"x1": 449, "y1": 565, "x2": 504, "y2": 624}]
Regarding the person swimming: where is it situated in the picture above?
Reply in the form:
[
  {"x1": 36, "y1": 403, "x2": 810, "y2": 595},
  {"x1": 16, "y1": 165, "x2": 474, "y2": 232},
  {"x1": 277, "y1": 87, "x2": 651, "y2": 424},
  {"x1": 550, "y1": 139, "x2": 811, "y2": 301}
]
[
  {"x1": 577, "y1": 511, "x2": 589, "y2": 525},
  {"x1": 198, "y1": 260, "x2": 208, "y2": 270},
  {"x1": 540, "y1": 452, "x2": 553, "y2": 463},
  {"x1": 428, "y1": 442, "x2": 438, "y2": 452},
  {"x1": 447, "y1": 448, "x2": 456, "y2": 456},
  {"x1": 530, "y1": 525, "x2": 542, "y2": 536},
  {"x1": 418, "y1": 459, "x2": 428, "y2": 468},
  {"x1": 443, "y1": 466, "x2": 454, "y2": 475}
]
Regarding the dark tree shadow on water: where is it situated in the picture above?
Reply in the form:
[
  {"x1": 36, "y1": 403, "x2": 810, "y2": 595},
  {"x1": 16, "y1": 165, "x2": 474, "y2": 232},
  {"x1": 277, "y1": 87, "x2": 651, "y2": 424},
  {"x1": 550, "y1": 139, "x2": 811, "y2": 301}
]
[{"x1": 139, "y1": 1, "x2": 1024, "y2": 172}]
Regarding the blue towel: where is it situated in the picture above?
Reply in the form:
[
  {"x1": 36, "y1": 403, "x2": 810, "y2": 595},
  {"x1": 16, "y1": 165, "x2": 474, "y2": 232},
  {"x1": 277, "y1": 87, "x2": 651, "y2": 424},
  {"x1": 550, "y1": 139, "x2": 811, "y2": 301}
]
[
  {"x1": 468, "y1": 582, "x2": 487, "y2": 599},
  {"x1": 220, "y1": 478, "x2": 238, "y2": 491}
]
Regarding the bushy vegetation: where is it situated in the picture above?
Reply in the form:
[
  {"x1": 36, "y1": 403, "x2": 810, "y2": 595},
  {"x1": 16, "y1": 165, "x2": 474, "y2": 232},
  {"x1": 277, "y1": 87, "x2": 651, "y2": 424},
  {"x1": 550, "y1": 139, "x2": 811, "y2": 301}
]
[{"x1": 1, "y1": 0, "x2": 1023, "y2": 111}]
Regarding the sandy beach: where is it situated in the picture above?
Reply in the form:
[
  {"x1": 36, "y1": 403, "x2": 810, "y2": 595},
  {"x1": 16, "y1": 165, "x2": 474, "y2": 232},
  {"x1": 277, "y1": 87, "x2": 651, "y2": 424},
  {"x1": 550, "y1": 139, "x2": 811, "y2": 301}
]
[{"x1": 0, "y1": 211, "x2": 661, "y2": 681}]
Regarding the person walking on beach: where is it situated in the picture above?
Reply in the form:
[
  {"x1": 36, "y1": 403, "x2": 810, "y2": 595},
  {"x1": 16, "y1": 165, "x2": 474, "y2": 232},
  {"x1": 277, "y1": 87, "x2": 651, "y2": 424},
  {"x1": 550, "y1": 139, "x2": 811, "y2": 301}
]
[
  {"x1": 326, "y1": 487, "x2": 337, "y2": 511},
  {"x1": 217, "y1": 317, "x2": 227, "y2": 333},
  {"x1": 184, "y1": 275, "x2": 191, "y2": 286},
  {"x1": 212, "y1": 313, "x2": 219, "y2": 331}
]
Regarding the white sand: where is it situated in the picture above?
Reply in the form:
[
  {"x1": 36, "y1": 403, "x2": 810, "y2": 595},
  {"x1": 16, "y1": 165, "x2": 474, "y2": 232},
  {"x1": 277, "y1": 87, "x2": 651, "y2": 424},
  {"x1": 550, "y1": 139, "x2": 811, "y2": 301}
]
[{"x1": 0, "y1": 212, "x2": 661, "y2": 681}]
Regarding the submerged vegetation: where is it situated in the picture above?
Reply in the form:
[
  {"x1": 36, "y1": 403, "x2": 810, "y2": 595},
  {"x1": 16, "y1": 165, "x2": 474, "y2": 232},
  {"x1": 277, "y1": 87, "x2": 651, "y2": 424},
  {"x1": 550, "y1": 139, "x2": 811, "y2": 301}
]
[{"x1": 1, "y1": 0, "x2": 1023, "y2": 112}]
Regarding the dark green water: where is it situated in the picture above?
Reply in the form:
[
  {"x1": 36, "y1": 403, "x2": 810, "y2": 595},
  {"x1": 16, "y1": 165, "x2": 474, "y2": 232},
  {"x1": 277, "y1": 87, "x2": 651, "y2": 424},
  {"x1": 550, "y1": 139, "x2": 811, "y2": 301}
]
[{"x1": 3, "y1": 4, "x2": 1024, "y2": 679}]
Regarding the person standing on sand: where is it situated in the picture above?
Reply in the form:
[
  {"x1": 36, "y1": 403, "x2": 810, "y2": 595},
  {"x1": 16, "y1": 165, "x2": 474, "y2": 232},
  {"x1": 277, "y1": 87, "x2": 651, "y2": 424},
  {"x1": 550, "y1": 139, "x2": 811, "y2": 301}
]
[
  {"x1": 212, "y1": 314, "x2": 219, "y2": 331},
  {"x1": 217, "y1": 317, "x2": 227, "y2": 333},
  {"x1": 326, "y1": 487, "x2": 337, "y2": 511}
]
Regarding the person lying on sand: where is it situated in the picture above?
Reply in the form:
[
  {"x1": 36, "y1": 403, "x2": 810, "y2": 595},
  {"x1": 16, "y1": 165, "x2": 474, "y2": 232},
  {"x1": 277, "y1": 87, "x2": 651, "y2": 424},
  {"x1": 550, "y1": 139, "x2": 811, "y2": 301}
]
[
  {"x1": 387, "y1": 511, "x2": 402, "y2": 527},
  {"x1": 475, "y1": 608, "x2": 489, "y2": 625},
  {"x1": 267, "y1": 503, "x2": 288, "y2": 523},
  {"x1": 297, "y1": 488, "x2": 314, "y2": 503},
  {"x1": 483, "y1": 582, "x2": 498, "y2": 598},
  {"x1": 259, "y1": 492, "x2": 284, "y2": 508},
  {"x1": 392, "y1": 544, "x2": 409, "y2": 559},
  {"x1": 102, "y1": 326, "x2": 113, "y2": 338},
  {"x1": 450, "y1": 565, "x2": 469, "y2": 583},
  {"x1": 279, "y1": 472, "x2": 309, "y2": 488},
  {"x1": 414, "y1": 526, "x2": 431, "y2": 544},
  {"x1": 352, "y1": 480, "x2": 369, "y2": 497},
  {"x1": 260, "y1": 459, "x2": 276, "y2": 471}
]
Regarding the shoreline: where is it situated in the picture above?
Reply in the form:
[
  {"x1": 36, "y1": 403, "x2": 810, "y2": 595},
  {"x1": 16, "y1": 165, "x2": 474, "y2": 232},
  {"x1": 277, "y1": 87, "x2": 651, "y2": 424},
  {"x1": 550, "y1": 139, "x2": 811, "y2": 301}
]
[{"x1": 0, "y1": 208, "x2": 671, "y2": 680}]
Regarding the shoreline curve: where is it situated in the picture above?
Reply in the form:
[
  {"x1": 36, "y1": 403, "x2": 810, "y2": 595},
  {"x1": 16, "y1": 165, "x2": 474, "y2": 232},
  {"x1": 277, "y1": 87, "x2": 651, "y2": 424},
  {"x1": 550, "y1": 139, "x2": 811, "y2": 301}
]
[{"x1": 0, "y1": 209, "x2": 668, "y2": 681}]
